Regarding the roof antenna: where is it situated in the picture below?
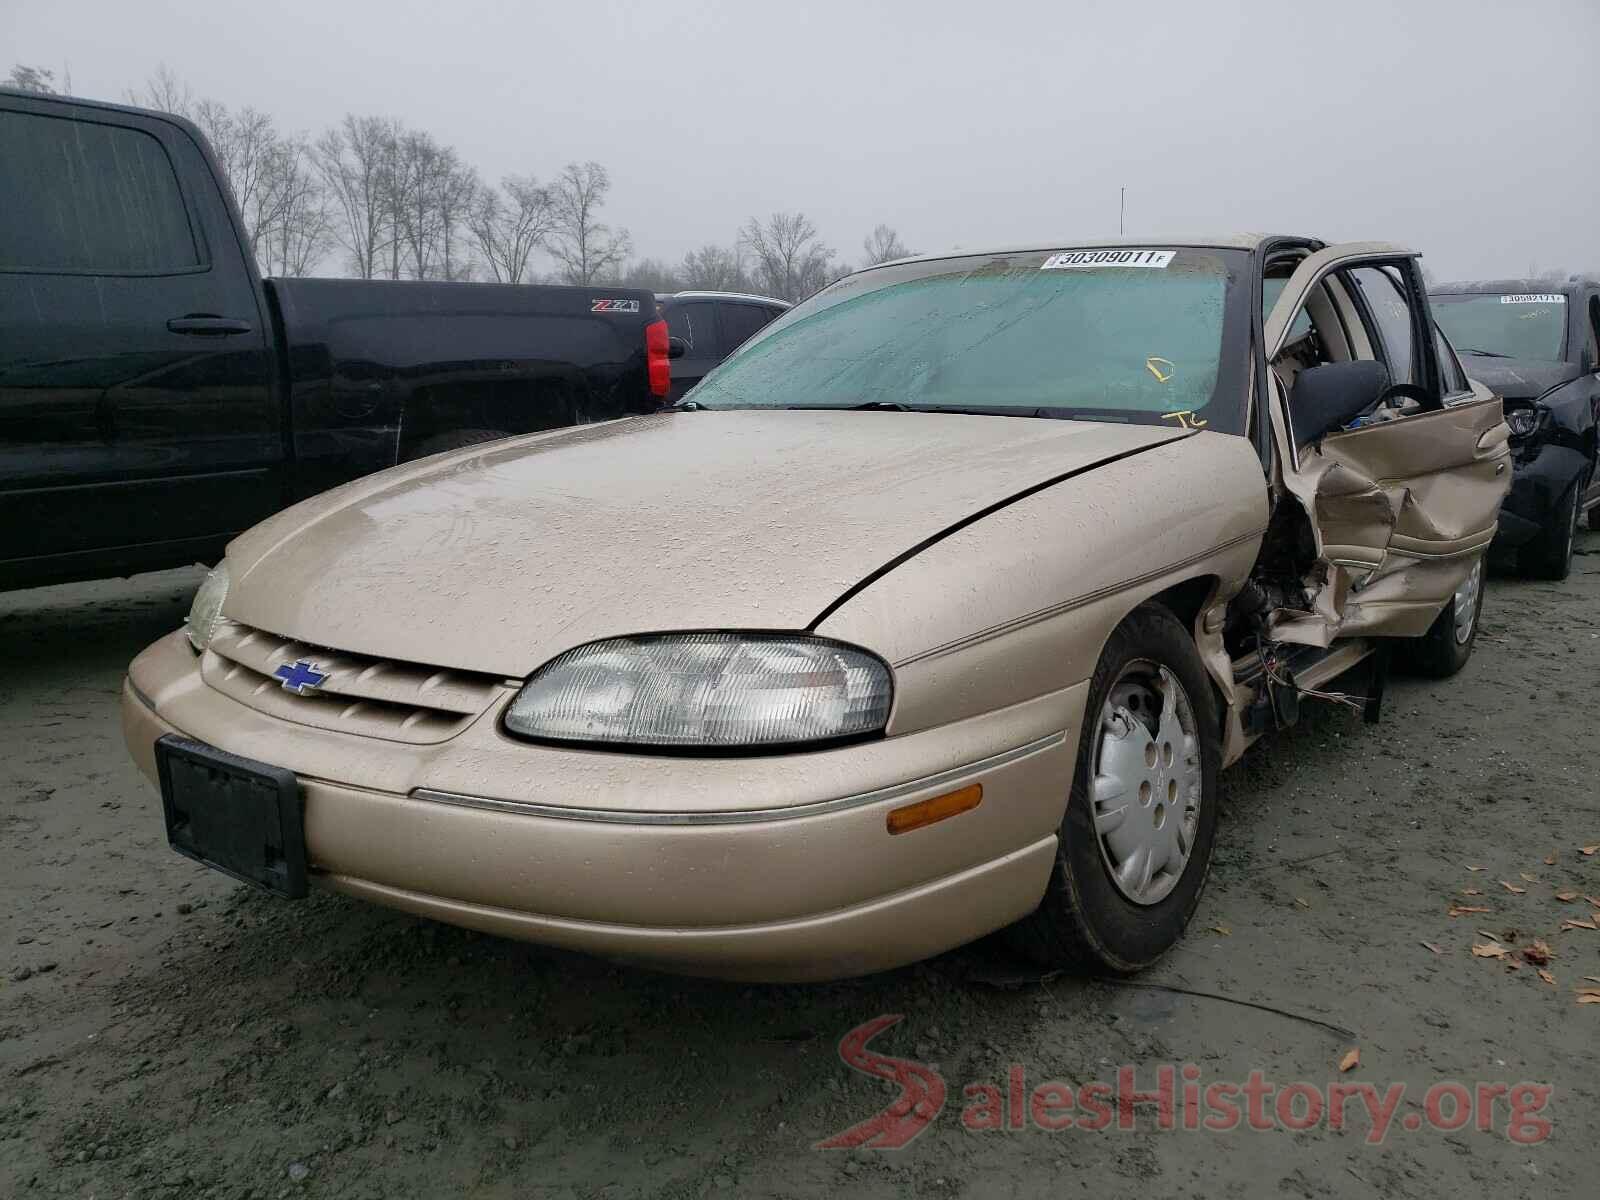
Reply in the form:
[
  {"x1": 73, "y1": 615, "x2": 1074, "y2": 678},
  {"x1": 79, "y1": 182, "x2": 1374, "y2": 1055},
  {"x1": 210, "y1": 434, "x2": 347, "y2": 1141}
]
[{"x1": 1119, "y1": 186, "x2": 1125, "y2": 237}]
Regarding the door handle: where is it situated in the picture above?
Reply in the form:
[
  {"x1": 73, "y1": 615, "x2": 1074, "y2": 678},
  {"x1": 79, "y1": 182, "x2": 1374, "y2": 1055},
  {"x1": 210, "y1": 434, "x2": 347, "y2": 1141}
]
[{"x1": 167, "y1": 315, "x2": 253, "y2": 337}]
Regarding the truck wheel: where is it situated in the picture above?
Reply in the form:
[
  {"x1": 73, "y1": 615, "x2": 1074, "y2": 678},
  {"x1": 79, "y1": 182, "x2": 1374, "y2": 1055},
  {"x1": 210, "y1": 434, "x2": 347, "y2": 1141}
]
[
  {"x1": 1394, "y1": 554, "x2": 1484, "y2": 678},
  {"x1": 1518, "y1": 479, "x2": 1579, "y2": 580},
  {"x1": 404, "y1": 429, "x2": 511, "y2": 462},
  {"x1": 1006, "y1": 603, "x2": 1220, "y2": 974}
]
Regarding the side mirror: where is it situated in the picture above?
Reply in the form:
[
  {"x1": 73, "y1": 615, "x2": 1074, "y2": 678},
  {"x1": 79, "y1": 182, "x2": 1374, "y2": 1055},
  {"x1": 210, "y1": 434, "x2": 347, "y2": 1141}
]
[
  {"x1": 667, "y1": 336, "x2": 688, "y2": 360},
  {"x1": 1291, "y1": 360, "x2": 1392, "y2": 440}
]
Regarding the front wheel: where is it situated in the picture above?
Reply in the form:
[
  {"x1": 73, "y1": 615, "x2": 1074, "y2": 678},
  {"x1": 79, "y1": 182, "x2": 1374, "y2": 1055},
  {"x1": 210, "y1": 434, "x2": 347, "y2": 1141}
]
[
  {"x1": 1007, "y1": 603, "x2": 1221, "y2": 974},
  {"x1": 1519, "y1": 479, "x2": 1580, "y2": 580},
  {"x1": 1394, "y1": 555, "x2": 1485, "y2": 678}
]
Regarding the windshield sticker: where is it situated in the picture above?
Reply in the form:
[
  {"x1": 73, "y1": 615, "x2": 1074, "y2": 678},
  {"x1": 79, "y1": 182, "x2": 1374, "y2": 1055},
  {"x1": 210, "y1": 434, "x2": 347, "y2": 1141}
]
[
  {"x1": 1500, "y1": 294, "x2": 1565, "y2": 305},
  {"x1": 1041, "y1": 249, "x2": 1175, "y2": 271},
  {"x1": 590, "y1": 298, "x2": 641, "y2": 313}
]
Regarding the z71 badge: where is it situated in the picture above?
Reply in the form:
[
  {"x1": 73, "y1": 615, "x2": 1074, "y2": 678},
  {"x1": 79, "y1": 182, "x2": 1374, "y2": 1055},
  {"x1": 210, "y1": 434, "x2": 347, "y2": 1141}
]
[{"x1": 590, "y1": 298, "x2": 641, "y2": 313}]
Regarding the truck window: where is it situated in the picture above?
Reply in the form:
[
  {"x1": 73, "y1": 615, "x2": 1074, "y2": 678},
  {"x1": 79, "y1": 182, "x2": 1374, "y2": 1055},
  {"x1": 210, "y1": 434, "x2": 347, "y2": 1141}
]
[
  {"x1": 665, "y1": 302, "x2": 719, "y2": 354},
  {"x1": 718, "y1": 302, "x2": 777, "y2": 353},
  {"x1": 0, "y1": 109, "x2": 199, "y2": 274}
]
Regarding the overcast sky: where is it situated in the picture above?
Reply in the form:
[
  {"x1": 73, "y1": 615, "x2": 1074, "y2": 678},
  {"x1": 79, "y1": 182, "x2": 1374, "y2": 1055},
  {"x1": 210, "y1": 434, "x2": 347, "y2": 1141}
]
[{"x1": 6, "y1": 0, "x2": 1597, "y2": 281}]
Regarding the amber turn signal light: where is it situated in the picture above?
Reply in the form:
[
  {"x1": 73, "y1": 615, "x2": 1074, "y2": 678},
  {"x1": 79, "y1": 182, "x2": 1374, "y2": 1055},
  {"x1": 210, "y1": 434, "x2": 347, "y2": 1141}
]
[{"x1": 886, "y1": 783, "x2": 982, "y2": 835}]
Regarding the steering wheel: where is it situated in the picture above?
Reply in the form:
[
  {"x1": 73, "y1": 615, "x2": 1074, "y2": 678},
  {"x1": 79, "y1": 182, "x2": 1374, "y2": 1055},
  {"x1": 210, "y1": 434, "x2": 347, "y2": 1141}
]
[{"x1": 1372, "y1": 383, "x2": 1439, "y2": 416}]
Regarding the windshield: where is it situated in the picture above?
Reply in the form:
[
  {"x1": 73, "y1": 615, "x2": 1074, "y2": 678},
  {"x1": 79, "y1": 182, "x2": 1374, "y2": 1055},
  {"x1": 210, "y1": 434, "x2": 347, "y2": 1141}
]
[
  {"x1": 687, "y1": 247, "x2": 1251, "y2": 434},
  {"x1": 1432, "y1": 292, "x2": 1568, "y2": 361}
]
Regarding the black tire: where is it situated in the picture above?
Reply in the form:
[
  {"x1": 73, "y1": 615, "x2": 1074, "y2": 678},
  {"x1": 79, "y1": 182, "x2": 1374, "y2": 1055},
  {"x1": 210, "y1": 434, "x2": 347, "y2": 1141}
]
[
  {"x1": 1006, "y1": 603, "x2": 1221, "y2": 974},
  {"x1": 1393, "y1": 554, "x2": 1485, "y2": 678},
  {"x1": 403, "y1": 428, "x2": 511, "y2": 462},
  {"x1": 1518, "y1": 478, "x2": 1580, "y2": 580}
]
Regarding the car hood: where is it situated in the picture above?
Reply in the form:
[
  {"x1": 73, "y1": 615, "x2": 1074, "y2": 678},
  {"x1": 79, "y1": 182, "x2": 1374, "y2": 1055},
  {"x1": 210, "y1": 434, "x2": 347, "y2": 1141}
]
[
  {"x1": 1459, "y1": 355, "x2": 1580, "y2": 401},
  {"x1": 225, "y1": 409, "x2": 1188, "y2": 675}
]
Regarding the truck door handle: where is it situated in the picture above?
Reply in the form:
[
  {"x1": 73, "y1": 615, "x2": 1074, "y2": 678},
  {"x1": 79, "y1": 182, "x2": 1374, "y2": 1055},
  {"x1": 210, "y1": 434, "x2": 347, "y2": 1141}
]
[{"x1": 166, "y1": 315, "x2": 253, "y2": 337}]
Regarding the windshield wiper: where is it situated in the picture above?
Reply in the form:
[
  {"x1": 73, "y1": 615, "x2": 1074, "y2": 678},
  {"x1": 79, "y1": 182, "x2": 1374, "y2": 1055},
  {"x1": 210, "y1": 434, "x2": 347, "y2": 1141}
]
[
  {"x1": 779, "y1": 400, "x2": 912, "y2": 411},
  {"x1": 781, "y1": 401, "x2": 1043, "y2": 418},
  {"x1": 1455, "y1": 347, "x2": 1511, "y2": 358}
]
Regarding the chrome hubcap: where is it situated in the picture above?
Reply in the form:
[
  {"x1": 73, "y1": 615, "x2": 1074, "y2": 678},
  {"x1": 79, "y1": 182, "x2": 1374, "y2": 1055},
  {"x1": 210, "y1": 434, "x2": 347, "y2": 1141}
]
[
  {"x1": 1091, "y1": 662, "x2": 1202, "y2": 906},
  {"x1": 1453, "y1": 558, "x2": 1482, "y2": 645}
]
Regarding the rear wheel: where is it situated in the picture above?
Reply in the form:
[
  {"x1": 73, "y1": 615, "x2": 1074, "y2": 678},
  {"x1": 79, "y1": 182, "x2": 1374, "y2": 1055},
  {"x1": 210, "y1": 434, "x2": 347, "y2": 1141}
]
[
  {"x1": 403, "y1": 428, "x2": 512, "y2": 461},
  {"x1": 1519, "y1": 479, "x2": 1580, "y2": 580},
  {"x1": 1394, "y1": 554, "x2": 1484, "y2": 678},
  {"x1": 1007, "y1": 603, "x2": 1220, "y2": 974}
]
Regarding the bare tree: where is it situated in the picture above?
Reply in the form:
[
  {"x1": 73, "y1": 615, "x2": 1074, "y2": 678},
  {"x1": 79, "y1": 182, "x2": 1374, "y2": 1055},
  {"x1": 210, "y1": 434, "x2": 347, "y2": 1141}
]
[
  {"x1": 619, "y1": 258, "x2": 685, "y2": 293},
  {"x1": 547, "y1": 162, "x2": 631, "y2": 285},
  {"x1": 4, "y1": 64, "x2": 58, "y2": 94},
  {"x1": 434, "y1": 154, "x2": 479, "y2": 281},
  {"x1": 315, "y1": 116, "x2": 397, "y2": 280},
  {"x1": 126, "y1": 64, "x2": 192, "y2": 116},
  {"x1": 467, "y1": 176, "x2": 553, "y2": 284},
  {"x1": 192, "y1": 102, "x2": 284, "y2": 257},
  {"x1": 257, "y1": 137, "x2": 331, "y2": 276},
  {"x1": 861, "y1": 224, "x2": 911, "y2": 267},
  {"x1": 740, "y1": 212, "x2": 836, "y2": 302},
  {"x1": 680, "y1": 244, "x2": 752, "y2": 292}
]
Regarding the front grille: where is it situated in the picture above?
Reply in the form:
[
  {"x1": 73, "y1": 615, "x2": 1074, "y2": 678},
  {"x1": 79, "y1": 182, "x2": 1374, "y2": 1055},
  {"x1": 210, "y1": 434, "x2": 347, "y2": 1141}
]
[{"x1": 203, "y1": 620, "x2": 511, "y2": 744}]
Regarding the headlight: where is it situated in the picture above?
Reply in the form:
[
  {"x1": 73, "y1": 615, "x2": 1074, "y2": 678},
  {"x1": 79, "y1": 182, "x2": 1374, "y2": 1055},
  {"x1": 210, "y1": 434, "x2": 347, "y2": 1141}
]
[
  {"x1": 1505, "y1": 406, "x2": 1540, "y2": 437},
  {"x1": 184, "y1": 562, "x2": 230, "y2": 652},
  {"x1": 504, "y1": 633, "x2": 893, "y2": 749}
]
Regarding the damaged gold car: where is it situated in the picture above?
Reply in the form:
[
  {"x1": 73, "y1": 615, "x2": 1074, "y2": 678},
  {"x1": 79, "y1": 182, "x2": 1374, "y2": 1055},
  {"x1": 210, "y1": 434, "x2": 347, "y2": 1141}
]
[{"x1": 122, "y1": 236, "x2": 1510, "y2": 981}]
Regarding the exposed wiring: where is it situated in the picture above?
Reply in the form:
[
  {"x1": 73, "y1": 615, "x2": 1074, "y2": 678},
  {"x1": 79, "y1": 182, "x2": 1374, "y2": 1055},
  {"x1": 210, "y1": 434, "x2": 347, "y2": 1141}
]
[{"x1": 1256, "y1": 640, "x2": 1366, "y2": 713}]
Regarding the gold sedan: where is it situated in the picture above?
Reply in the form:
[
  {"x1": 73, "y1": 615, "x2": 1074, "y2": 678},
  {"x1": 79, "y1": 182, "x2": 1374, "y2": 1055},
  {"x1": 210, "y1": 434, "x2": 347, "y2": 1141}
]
[{"x1": 123, "y1": 237, "x2": 1508, "y2": 980}]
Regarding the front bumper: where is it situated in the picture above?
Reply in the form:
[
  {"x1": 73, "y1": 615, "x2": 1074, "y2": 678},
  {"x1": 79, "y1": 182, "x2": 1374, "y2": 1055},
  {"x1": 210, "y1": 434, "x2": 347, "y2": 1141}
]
[
  {"x1": 1491, "y1": 443, "x2": 1587, "y2": 551},
  {"x1": 123, "y1": 630, "x2": 1082, "y2": 981}
]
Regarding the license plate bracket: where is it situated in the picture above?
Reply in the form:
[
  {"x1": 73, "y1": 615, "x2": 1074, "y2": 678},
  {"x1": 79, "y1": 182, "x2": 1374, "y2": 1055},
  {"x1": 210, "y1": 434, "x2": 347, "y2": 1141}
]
[{"x1": 156, "y1": 734, "x2": 307, "y2": 898}]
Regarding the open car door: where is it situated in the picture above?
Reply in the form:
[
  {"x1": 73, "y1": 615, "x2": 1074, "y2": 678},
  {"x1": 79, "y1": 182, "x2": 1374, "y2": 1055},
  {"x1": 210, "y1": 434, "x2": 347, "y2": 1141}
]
[{"x1": 1261, "y1": 243, "x2": 1511, "y2": 646}]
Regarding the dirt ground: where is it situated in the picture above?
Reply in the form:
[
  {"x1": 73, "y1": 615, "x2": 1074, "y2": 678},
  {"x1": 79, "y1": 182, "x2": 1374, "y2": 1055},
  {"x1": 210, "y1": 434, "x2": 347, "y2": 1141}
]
[{"x1": 3, "y1": 539, "x2": 1598, "y2": 1199}]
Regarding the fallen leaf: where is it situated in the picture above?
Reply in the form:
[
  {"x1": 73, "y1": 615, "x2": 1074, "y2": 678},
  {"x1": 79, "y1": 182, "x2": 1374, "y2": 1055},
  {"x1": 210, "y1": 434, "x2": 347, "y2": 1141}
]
[
  {"x1": 1587, "y1": 896, "x2": 1600, "y2": 908},
  {"x1": 1580, "y1": 986, "x2": 1600, "y2": 996},
  {"x1": 1561, "y1": 918, "x2": 1598, "y2": 932},
  {"x1": 1466, "y1": 865, "x2": 1486, "y2": 872},
  {"x1": 1477, "y1": 928, "x2": 1500, "y2": 939},
  {"x1": 1472, "y1": 942, "x2": 1508, "y2": 959},
  {"x1": 1500, "y1": 881, "x2": 1526, "y2": 895},
  {"x1": 1555, "y1": 892, "x2": 1579, "y2": 903},
  {"x1": 1522, "y1": 939, "x2": 1554, "y2": 966},
  {"x1": 1520, "y1": 873, "x2": 1538, "y2": 883},
  {"x1": 1582, "y1": 845, "x2": 1599, "y2": 857},
  {"x1": 1504, "y1": 959, "x2": 1523, "y2": 972},
  {"x1": 1579, "y1": 995, "x2": 1600, "y2": 1005},
  {"x1": 1420, "y1": 941, "x2": 1442, "y2": 956},
  {"x1": 1462, "y1": 888, "x2": 1482, "y2": 896},
  {"x1": 1449, "y1": 904, "x2": 1491, "y2": 917},
  {"x1": 1587, "y1": 977, "x2": 1600, "y2": 985},
  {"x1": 1292, "y1": 897, "x2": 1311, "y2": 910},
  {"x1": 1538, "y1": 969, "x2": 1557, "y2": 987},
  {"x1": 1339, "y1": 1048, "x2": 1360, "y2": 1073},
  {"x1": 1544, "y1": 852, "x2": 1557, "y2": 866},
  {"x1": 1211, "y1": 925, "x2": 1231, "y2": 936}
]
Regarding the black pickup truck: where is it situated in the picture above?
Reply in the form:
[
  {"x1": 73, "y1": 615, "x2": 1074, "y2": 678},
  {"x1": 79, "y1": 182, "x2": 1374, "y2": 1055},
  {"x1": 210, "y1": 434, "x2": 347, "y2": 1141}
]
[
  {"x1": 1432, "y1": 278, "x2": 1600, "y2": 579},
  {"x1": 0, "y1": 89, "x2": 668, "y2": 592}
]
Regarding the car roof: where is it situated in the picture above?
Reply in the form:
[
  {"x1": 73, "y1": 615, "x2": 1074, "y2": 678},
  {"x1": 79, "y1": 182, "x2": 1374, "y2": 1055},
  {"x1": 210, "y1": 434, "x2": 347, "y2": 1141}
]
[
  {"x1": 1431, "y1": 277, "x2": 1598, "y2": 295},
  {"x1": 657, "y1": 291, "x2": 791, "y2": 307}
]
